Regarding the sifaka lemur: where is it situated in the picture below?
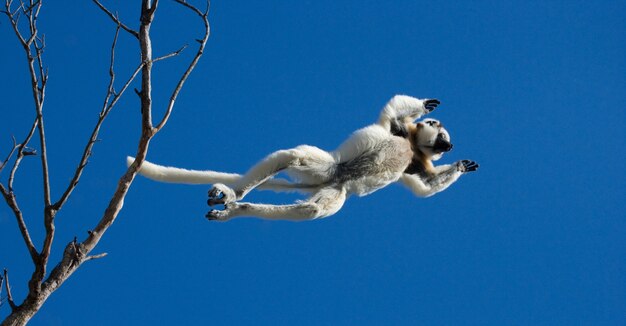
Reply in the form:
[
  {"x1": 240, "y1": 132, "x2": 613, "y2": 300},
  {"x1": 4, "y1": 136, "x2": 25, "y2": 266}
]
[{"x1": 128, "y1": 95, "x2": 479, "y2": 221}]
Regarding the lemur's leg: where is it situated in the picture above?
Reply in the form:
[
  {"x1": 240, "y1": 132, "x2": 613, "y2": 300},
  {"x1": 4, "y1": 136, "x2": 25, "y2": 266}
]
[
  {"x1": 400, "y1": 160, "x2": 479, "y2": 197},
  {"x1": 207, "y1": 187, "x2": 347, "y2": 222},
  {"x1": 378, "y1": 95, "x2": 440, "y2": 134},
  {"x1": 208, "y1": 145, "x2": 334, "y2": 206}
]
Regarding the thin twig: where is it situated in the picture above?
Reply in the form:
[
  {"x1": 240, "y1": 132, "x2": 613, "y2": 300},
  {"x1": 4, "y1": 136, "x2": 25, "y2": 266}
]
[
  {"x1": 92, "y1": 0, "x2": 139, "y2": 38},
  {"x1": 8, "y1": 117, "x2": 38, "y2": 192},
  {"x1": 108, "y1": 63, "x2": 146, "y2": 111},
  {"x1": 154, "y1": 0, "x2": 210, "y2": 132},
  {"x1": 25, "y1": 0, "x2": 52, "y2": 214},
  {"x1": 0, "y1": 267, "x2": 4, "y2": 306},
  {"x1": 3, "y1": 269, "x2": 17, "y2": 311},
  {"x1": 22, "y1": 0, "x2": 39, "y2": 15},
  {"x1": 2, "y1": 1, "x2": 28, "y2": 49},
  {"x1": 53, "y1": 24, "x2": 120, "y2": 210},
  {"x1": 53, "y1": 35, "x2": 145, "y2": 210},
  {"x1": 34, "y1": 34, "x2": 47, "y2": 97},
  {"x1": 153, "y1": 44, "x2": 188, "y2": 63},
  {"x1": 103, "y1": 24, "x2": 121, "y2": 112},
  {"x1": 174, "y1": 0, "x2": 209, "y2": 17},
  {"x1": 0, "y1": 184, "x2": 39, "y2": 262},
  {"x1": 84, "y1": 253, "x2": 108, "y2": 261},
  {"x1": 0, "y1": 136, "x2": 18, "y2": 174}
]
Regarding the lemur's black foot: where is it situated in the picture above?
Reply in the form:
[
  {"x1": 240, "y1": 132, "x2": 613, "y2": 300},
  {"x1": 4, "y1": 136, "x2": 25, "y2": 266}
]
[
  {"x1": 206, "y1": 209, "x2": 228, "y2": 221},
  {"x1": 206, "y1": 203, "x2": 239, "y2": 221},
  {"x1": 424, "y1": 99, "x2": 441, "y2": 112}
]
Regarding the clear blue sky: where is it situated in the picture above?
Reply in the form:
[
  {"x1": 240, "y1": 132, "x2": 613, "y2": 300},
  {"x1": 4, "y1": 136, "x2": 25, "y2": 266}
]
[{"x1": 1, "y1": 1, "x2": 624, "y2": 325}]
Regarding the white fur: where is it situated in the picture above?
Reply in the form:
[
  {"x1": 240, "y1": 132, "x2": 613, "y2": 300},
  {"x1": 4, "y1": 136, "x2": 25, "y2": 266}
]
[
  {"x1": 400, "y1": 164, "x2": 462, "y2": 197},
  {"x1": 131, "y1": 95, "x2": 477, "y2": 221},
  {"x1": 128, "y1": 156, "x2": 302, "y2": 192}
]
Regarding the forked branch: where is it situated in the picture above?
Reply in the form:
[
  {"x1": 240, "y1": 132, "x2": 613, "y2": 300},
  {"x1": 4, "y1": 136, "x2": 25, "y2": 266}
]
[
  {"x1": 0, "y1": 117, "x2": 40, "y2": 264},
  {"x1": 92, "y1": 0, "x2": 139, "y2": 38},
  {"x1": 154, "y1": 0, "x2": 210, "y2": 132},
  {"x1": 53, "y1": 24, "x2": 145, "y2": 211}
]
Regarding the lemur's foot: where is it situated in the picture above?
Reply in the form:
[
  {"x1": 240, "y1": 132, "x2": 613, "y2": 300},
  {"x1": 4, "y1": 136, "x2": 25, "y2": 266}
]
[
  {"x1": 207, "y1": 183, "x2": 236, "y2": 206},
  {"x1": 206, "y1": 209, "x2": 229, "y2": 221},
  {"x1": 458, "y1": 160, "x2": 479, "y2": 173},
  {"x1": 206, "y1": 203, "x2": 239, "y2": 221},
  {"x1": 424, "y1": 99, "x2": 441, "y2": 112}
]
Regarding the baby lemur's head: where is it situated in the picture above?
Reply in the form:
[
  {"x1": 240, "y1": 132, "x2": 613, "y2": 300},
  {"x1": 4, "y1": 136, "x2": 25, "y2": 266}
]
[{"x1": 411, "y1": 118, "x2": 453, "y2": 161}]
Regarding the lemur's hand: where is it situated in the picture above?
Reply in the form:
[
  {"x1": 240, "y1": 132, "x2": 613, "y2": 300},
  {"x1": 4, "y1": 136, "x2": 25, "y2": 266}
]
[
  {"x1": 457, "y1": 160, "x2": 479, "y2": 173},
  {"x1": 424, "y1": 99, "x2": 441, "y2": 113},
  {"x1": 207, "y1": 183, "x2": 236, "y2": 206}
]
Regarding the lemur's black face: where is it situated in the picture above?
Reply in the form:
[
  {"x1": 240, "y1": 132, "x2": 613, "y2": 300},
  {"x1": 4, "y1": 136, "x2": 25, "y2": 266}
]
[
  {"x1": 432, "y1": 131, "x2": 453, "y2": 153},
  {"x1": 415, "y1": 119, "x2": 453, "y2": 160}
]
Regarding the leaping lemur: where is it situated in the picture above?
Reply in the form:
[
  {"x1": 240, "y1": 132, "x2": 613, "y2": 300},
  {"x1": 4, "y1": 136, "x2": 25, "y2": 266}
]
[{"x1": 129, "y1": 95, "x2": 479, "y2": 221}]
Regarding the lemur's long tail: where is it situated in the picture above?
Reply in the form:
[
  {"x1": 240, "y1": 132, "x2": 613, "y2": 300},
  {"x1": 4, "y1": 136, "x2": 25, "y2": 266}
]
[{"x1": 127, "y1": 156, "x2": 309, "y2": 192}]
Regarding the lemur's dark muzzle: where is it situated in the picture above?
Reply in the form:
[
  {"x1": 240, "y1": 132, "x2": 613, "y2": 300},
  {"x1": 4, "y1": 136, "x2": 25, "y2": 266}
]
[{"x1": 433, "y1": 135, "x2": 453, "y2": 153}]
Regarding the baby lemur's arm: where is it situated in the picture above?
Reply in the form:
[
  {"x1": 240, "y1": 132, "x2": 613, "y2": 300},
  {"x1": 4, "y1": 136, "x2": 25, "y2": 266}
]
[
  {"x1": 400, "y1": 160, "x2": 479, "y2": 197},
  {"x1": 378, "y1": 95, "x2": 440, "y2": 137}
]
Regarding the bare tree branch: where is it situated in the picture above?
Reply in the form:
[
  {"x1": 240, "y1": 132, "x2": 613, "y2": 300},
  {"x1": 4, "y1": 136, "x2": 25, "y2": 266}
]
[
  {"x1": 51, "y1": 22, "x2": 121, "y2": 210},
  {"x1": 102, "y1": 24, "x2": 122, "y2": 111},
  {"x1": 33, "y1": 34, "x2": 47, "y2": 95},
  {"x1": 153, "y1": 44, "x2": 188, "y2": 63},
  {"x1": 154, "y1": 0, "x2": 210, "y2": 132},
  {"x1": 3, "y1": 269, "x2": 17, "y2": 311},
  {"x1": 5, "y1": 3, "x2": 50, "y2": 205},
  {"x1": 92, "y1": 0, "x2": 139, "y2": 38},
  {"x1": 0, "y1": 136, "x2": 18, "y2": 174},
  {"x1": 0, "y1": 184, "x2": 39, "y2": 263},
  {"x1": 80, "y1": 0, "x2": 160, "y2": 244},
  {"x1": 2, "y1": 1, "x2": 28, "y2": 49},
  {"x1": 0, "y1": 116, "x2": 41, "y2": 266},
  {"x1": 1, "y1": 1, "x2": 211, "y2": 324},
  {"x1": 0, "y1": 116, "x2": 40, "y2": 265},
  {"x1": 3, "y1": 0, "x2": 54, "y2": 297},
  {"x1": 174, "y1": 0, "x2": 209, "y2": 17},
  {"x1": 53, "y1": 24, "x2": 145, "y2": 211},
  {"x1": 84, "y1": 253, "x2": 108, "y2": 261},
  {"x1": 8, "y1": 117, "x2": 39, "y2": 192},
  {"x1": 24, "y1": 0, "x2": 54, "y2": 294}
]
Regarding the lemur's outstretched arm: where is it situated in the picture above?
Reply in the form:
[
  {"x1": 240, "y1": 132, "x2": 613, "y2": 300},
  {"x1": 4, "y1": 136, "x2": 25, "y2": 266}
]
[
  {"x1": 400, "y1": 160, "x2": 478, "y2": 197},
  {"x1": 378, "y1": 95, "x2": 440, "y2": 136}
]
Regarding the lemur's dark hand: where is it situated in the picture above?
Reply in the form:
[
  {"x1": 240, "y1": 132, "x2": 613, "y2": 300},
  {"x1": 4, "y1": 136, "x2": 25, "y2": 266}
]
[
  {"x1": 424, "y1": 99, "x2": 441, "y2": 113},
  {"x1": 457, "y1": 160, "x2": 479, "y2": 173}
]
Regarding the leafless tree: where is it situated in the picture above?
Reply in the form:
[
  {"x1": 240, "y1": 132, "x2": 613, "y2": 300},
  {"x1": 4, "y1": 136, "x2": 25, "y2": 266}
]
[{"x1": 0, "y1": 1, "x2": 210, "y2": 324}]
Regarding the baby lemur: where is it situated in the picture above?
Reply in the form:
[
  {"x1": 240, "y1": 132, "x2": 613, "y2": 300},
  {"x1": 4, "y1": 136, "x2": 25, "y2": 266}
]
[{"x1": 129, "y1": 95, "x2": 478, "y2": 221}]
